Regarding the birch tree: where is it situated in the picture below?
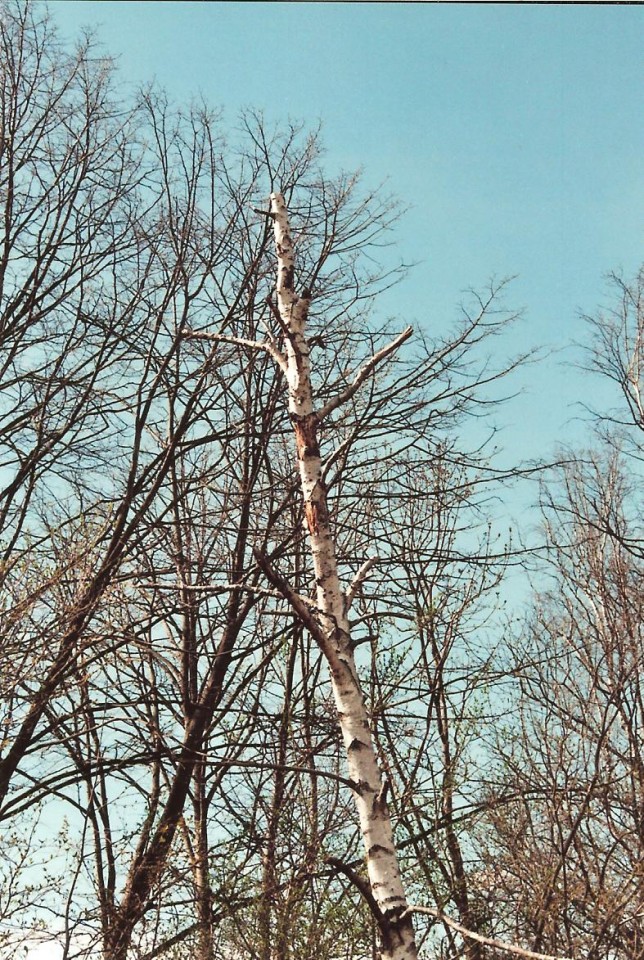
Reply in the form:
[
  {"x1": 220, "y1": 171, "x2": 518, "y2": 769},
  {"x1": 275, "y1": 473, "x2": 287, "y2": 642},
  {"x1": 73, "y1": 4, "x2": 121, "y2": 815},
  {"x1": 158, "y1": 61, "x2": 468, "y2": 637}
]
[
  {"x1": 189, "y1": 191, "x2": 520, "y2": 960},
  {"x1": 264, "y1": 192, "x2": 418, "y2": 960}
]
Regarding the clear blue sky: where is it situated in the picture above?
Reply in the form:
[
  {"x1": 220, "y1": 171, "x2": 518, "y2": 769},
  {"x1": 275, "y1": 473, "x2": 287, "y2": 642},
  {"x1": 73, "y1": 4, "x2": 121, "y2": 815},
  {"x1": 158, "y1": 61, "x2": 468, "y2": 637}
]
[{"x1": 51, "y1": 1, "x2": 643, "y2": 465}]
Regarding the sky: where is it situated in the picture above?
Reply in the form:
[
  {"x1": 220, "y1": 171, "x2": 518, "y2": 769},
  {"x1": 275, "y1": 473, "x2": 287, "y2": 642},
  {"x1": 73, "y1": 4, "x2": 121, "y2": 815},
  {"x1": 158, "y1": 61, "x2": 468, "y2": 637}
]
[{"x1": 48, "y1": 0, "x2": 643, "y2": 481}]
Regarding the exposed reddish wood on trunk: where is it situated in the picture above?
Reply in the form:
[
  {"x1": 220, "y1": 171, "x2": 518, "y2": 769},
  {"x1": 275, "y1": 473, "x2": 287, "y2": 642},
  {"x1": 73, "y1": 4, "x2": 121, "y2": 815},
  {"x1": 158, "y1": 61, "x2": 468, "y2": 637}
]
[
  {"x1": 304, "y1": 499, "x2": 329, "y2": 537},
  {"x1": 292, "y1": 413, "x2": 320, "y2": 460}
]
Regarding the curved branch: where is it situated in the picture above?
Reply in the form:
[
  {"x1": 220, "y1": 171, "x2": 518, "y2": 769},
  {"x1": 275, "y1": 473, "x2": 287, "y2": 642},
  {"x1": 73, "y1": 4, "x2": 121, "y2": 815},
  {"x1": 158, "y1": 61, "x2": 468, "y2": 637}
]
[{"x1": 404, "y1": 905, "x2": 575, "y2": 960}]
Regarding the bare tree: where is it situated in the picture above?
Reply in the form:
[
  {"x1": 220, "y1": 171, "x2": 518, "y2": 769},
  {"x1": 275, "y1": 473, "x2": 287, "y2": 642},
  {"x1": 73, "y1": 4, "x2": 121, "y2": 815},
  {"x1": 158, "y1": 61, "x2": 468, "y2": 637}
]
[
  {"x1": 481, "y1": 456, "x2": 644, "y2": 959},
  {"x1": 477, "y1": 268, "x2": 644, "y2": 960}
]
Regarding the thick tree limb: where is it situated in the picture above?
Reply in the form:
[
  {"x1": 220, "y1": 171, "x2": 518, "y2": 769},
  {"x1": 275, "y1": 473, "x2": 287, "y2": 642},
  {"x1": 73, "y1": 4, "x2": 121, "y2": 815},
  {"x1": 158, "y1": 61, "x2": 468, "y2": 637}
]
[
  {"x1": 318, "y1": 326, "x2": 413, "y2": 420},
  {"x1": 345, "y1": 556, "x2": 380, "y2": 611},
  {"x1": 183, "y1": 328, "x2": 287, "y2": 372},
  {"x1": 252, "y1": 548, "x2": 336, "y2": 662},
  {"x1": 325, "y1": 856, "x2": 384, "y2": 922}
]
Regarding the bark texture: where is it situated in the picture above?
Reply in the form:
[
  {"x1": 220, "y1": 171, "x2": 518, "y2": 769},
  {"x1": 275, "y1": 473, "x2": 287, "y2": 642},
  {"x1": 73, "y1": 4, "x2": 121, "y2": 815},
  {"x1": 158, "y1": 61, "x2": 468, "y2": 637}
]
[{"x1": 268, "y1": 192, "x2": 418, "y2": 960}]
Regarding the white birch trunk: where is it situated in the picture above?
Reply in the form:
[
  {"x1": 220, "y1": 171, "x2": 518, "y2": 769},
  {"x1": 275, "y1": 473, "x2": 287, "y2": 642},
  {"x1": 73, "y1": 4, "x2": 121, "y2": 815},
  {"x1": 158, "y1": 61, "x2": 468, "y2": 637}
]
[{"x1": 268, "y1": 192, "x2": 418, "y2": 960}]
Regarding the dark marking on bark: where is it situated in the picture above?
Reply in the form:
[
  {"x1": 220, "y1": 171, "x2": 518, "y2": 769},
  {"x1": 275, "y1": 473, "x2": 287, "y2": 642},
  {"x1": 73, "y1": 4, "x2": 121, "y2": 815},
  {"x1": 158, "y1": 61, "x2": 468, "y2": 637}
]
[
  {"x1": 367, "y1": 843, "x2": 393, "y2": 858},
  {"x1": 351, "y1": 778, "x2": 371, "y2": 796},
  {"x1": 379, "y1": 908, "x2": 417, "y2": 959},
  {"x1": 348, "y1": 737, "x2": 368, "y2": 752}
]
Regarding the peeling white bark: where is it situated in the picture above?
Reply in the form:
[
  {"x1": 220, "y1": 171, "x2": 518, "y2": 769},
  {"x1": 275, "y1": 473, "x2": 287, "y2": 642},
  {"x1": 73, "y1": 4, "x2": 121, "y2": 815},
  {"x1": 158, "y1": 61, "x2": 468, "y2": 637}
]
[{"x1": 268, "y1": 192, "x2": 418, "y2": 960}]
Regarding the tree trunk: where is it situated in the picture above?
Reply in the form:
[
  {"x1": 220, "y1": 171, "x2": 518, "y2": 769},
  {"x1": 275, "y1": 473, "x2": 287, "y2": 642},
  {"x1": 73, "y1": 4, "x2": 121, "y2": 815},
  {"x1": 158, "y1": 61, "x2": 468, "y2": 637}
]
[
  {"x1": 267, "y1": 192, "x2": 418, "y2": 960},
  {"x1": 194, "y1": 758, "x2": 215, "y2": 960},
  {"x1": 259, "y1": 623, "x2": 298, "y2": 960}
]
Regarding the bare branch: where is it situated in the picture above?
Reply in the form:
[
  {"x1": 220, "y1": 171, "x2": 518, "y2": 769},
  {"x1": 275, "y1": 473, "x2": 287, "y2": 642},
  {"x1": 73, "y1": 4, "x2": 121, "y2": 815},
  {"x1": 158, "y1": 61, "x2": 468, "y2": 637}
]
[
  {"x1": 183, "y1": 328, "x2": 287, "y2": 372},
  {"x1": 325, "y1": 855, "x2": 384, "y2": 922},
  {"x1": 345, "y1": 556, "x2": 380, "y2": 611},
  {"x1": 404, "y1": 906, "x2": 576, "y2": 960},
  {"x1": 252, "y1": 548, "x2": 331, "y2": 655}
]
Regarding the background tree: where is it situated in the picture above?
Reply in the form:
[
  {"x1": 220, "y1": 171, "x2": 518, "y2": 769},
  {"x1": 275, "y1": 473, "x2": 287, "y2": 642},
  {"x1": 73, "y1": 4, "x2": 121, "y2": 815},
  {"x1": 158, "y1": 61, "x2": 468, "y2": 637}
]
[{"x1": 477, "y1": 267, "x2": 644, "y2": 960}]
